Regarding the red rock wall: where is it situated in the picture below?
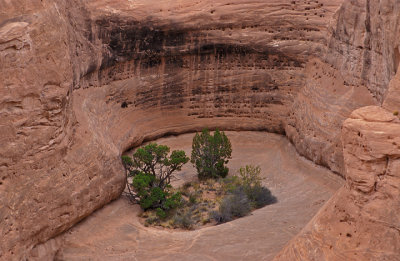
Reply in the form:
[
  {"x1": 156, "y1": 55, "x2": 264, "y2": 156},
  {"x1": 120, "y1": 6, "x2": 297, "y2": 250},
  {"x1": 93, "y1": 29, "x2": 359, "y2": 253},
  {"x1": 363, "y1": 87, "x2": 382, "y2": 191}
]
[
  {"x1": 0, "y1": 1, "x2": 125, "y2": 260},
  {"x1": 285, "y1": 0, "x2": 400, "y2": 175},
  {"x1": 3, "y1": 0, "x2": 400, "y2": 260},
  {"x1": 275, "y1": 0, "x2": 400, "y2": 259},
  {"x1": 275, "y1": 106, "x2": 400, "y2": 260},
  {"x1": 1, "y1": 0, "x2": 346, "y2": 259}
]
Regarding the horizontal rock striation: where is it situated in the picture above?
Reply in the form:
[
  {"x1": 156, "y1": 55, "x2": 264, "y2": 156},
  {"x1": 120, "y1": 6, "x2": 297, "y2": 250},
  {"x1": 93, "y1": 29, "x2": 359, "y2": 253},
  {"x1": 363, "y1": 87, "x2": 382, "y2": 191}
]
[
  {"x1": 1, "y1": 0, "x2": 344, "y2": 259},
  {"x1": 2, "y1": 0, "x2": 400, "y2": 260},
  {"x1": 285, "y1": 0, "x2": 400, "y2": 175},
  {"x1": 275, "y1": 106, "x2": 400, "y2": 260},
  {"x1": 276, "y1": 1, "x2": 400, "y2": 259},
  {"x1": 285, "y1": 58, "x2": 376, "y2": 174}
]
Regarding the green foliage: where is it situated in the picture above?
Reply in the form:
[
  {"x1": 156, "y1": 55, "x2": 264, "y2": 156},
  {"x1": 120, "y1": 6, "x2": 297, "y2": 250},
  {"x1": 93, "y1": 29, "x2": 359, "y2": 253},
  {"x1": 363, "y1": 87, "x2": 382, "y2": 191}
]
[
  {"x1": 191, "y1": 128, "x2": 232, "y2": 180},
  {"x1": 121, "y1": 155, "x2": 133, "y2": 167},
  {"x1": 156, "y1": 208, "x2": 167, "y2": 219},
  {"x1": 238, "y1": 165, "x2": 262, "y2": 189},
  {"x1": 132, "y1": 143, "x2": 189, "y2": 190},
  {"x1": 221, "y1": 175, "x2": 241, "y2": 193},
  {"x1": 211, "y1": 165, "x2": 276, "y2": 224},
  {"x1": 163, "y1": 192, "x2": 182, "y2": 210},
  {"x1": 123, "y1": 143, "x2": 188, "y2": 212}
]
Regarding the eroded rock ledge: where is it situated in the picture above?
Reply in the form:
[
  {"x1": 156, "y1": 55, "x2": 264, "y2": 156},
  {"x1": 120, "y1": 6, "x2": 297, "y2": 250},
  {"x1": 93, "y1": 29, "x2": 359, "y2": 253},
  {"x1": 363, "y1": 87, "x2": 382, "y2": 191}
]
[
  {"x1": 1, "y1": 0, "x2": 400, "y2": 260},
  {"x1": 275, "y1": 106, "x2": 400, "y2": 261}
]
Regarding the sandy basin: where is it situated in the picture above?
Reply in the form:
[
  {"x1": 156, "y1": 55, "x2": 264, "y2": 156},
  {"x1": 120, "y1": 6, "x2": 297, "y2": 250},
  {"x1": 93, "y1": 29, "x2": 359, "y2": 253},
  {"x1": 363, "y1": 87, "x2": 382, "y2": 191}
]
[{"x1": 57, "y1": 131, "x2": 344, "y2": 260}]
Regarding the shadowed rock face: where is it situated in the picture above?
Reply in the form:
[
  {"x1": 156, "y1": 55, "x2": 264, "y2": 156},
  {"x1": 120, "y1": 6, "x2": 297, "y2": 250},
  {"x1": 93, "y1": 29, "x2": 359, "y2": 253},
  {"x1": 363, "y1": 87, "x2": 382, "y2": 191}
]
[{"x1": 1, "y1": 0, "x2": 400, "y2": 260}]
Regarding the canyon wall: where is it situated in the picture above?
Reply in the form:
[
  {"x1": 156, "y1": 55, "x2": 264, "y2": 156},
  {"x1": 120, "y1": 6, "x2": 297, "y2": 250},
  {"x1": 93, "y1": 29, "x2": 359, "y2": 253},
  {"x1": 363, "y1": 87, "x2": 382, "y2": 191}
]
[
  {"x1": 285, "y1": 0, "x2": 400, "y2": 174},
  {"x1": 275, "y1": 106, "x2": 400, "y2": 261},
  {"x1": 1, "y1": 0, "x2": 399, "y2": 260},
  {"x1": 1, "y1": 0, "x2": 346, "y2": 259},
  {"x1": 0, "y1": 1, "x2": 126, "y2": 260},
  {"x1": 275, "y1": 0, "x2": 400, "y2": 259}
]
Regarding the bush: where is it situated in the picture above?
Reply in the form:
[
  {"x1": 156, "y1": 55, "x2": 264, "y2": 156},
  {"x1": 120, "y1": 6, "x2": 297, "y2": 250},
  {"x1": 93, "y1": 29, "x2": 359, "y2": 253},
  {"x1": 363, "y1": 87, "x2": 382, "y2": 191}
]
[
  {"x1": 238, "y1": 165, "x2": 262, "y2": 189},
  {"x1": 237, "y1": 165, "x2": 277, "y2": 208},
  {"x1": 189, "y1": 193, "x2": 197, "y2": 205},
  {"x1": 211, "y1": 165, "x2": 277, "y2": 224},
  {"x1": 191, "y1": 128, "x2": 232, "y2": 180},
  {"x1": 156, "y1": 208, "x2": 167, "y2": 219},
  {"x1": 221, "y1": 175, "x2": 241, "y2": 193},
  {"x1": 123, "y1": 143, "x2": 189, "y2": 212},
  {"x1": 211, "y1": 187, "x2": 251, "y2": 223},
  {"x1": 173, "y1": 210, "x2": 195, "y2": 229},
  {"x1": 246, "y1": 186, "x2": 277, "y2": 208}
]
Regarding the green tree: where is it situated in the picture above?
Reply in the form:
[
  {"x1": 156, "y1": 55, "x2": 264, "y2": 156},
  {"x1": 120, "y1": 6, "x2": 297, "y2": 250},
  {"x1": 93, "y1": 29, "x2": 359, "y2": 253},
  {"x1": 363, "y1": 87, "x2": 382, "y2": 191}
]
[
  {"x1": 123, "y1": 143, "x2": 189, "y2": 212},
  {"x1": 191, "y1": 128, "x2": 232, "y2": 180}
]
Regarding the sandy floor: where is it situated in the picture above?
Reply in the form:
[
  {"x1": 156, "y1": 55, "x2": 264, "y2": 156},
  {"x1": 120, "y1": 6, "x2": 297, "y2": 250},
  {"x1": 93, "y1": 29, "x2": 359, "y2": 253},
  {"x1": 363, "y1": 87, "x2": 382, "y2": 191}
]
[{"x1": 57, "y1": 132, "x2": 344, "y2": 260}]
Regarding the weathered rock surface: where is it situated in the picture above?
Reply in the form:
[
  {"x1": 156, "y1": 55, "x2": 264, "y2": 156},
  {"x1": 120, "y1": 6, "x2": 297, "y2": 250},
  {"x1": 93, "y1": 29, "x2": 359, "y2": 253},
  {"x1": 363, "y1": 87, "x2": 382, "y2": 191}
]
[
  {"x1": 275, "y1": 1, "x2": 400, "y2": 259},
  {"x1": 2, "y1": 0, "x2": 400, "y2": 259},
  {"x1": 0, "y1": 1, "x2": 126, "y2": 260},
  {"x1": 285, "y1": 58, "x2": 376, "y2": 174},
  {"x1": 54, "y1": 132, "x2": 344, "y2": 261},
  {"x1": 0, "y1": 0, "x2": 346, "y2": 259},
  {"x1": 275, "y1": 106, "x2": 400, "y2": 260},
  {"x1": 285, "y1": 0, "x2": 400, "y2": 175}
]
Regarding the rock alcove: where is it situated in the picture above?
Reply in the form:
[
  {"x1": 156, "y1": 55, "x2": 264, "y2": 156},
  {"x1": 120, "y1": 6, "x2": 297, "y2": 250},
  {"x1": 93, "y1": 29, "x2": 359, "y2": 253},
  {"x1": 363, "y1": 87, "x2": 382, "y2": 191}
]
[
  {"x1": 2, "y1": 0, "x2": 400, "y2": 260},
  {"x1": 56, "y1": 131, "x2": 343, "y2": 260}
]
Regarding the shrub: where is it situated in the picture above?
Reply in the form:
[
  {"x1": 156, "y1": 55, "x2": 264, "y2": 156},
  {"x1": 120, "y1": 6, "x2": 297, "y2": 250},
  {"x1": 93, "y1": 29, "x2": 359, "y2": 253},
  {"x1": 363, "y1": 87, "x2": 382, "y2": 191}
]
[
  {"x1": 246, "y1": 186, "x2": 277, "y2": 208},
  {"x1": 156, "y1": 208, "x2": 167, "y2": 219},
  {"x1": 145, "y1": 216, "x2": 159, "y2": 226},
  {"x1": 191, "y1": 128, "x2": 232, "y2": 180},
  {"x1": 221, "y1": 175, "x2": 241, "y2": 193},
  {"x1": 211, "y1": 187, "x2": 251, "y2": 223},
  {"x1": 238, "y1": 165, "x2": 262, "y2": 189},
  {"x1": 173, "y1": 210, "x2": 195, "y2": 229},
  {"x1": 123, "y1": 143, "x2": 189, "y2": 211},
  {"x1": 189, "y1": 193, "x2": 197, "y2": 205},
  {"x1": 237, "y1": 165, "x2": 277, "y2": 208},
  {"x1": 212, "y1": 165, "x2": 277, "y2": 224}
]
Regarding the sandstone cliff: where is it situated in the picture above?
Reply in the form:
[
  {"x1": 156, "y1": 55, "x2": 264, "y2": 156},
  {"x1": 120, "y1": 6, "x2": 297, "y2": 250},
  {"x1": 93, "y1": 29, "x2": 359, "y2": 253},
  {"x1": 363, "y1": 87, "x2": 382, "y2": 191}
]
[
  {"x1": 1, "y1": 1, "x2": 125, "y2": 260},
  {"x1": 285, "y1": 0, "x2": 400, "y2": 174},
  {"x1": 1, "y1": 0, "x2": 400, "y2": 260},
  {"x1": 275, "y1": 0, "x2": 400, "y2": 259},
  {"x1": 275, "y1": 106, "x2": 400, "y2": 260},
  {"x1": 1, "y1": 0, "x2": 345, "y2": 259}
]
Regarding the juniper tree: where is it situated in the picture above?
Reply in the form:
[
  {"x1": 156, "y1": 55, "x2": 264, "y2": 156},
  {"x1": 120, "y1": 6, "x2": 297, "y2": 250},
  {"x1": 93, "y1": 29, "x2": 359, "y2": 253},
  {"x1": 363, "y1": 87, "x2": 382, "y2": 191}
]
[
  {"x1": 122, "y1": 143, "x2": 189, "y2": 212},
  {"x1": 191, "y1": 128, "x2": 232, "y2": 180}
]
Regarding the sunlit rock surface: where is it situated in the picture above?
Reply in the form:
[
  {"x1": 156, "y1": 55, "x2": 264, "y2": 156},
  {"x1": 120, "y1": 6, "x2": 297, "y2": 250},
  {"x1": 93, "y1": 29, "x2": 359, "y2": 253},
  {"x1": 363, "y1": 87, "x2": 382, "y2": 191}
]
[{"x1": 1, "y1": 0, "x2": 400, "y2": 260}]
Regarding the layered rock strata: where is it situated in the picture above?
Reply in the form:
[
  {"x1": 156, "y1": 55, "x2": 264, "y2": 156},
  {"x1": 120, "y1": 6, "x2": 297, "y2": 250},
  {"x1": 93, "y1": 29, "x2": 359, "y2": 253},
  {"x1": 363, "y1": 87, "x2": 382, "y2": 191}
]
[
  {"x1": 2, "y1": 0, "x2": 400, "y2": 260},
  {"x1": 275, "y1": 1, "x2": 400, "y2": 259},
  {"x1": 285, "y1": 0, "x2": 400, "y2": 174},
  {"x1": 275, "y1": 106, "x2": 400, "y2": 260},
  {"x1": 0, "y1": 1, "x2": 125, "y2": 260},
  {"x1": 1, "y1": 0, "x2": 344, "y2": 259}
]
